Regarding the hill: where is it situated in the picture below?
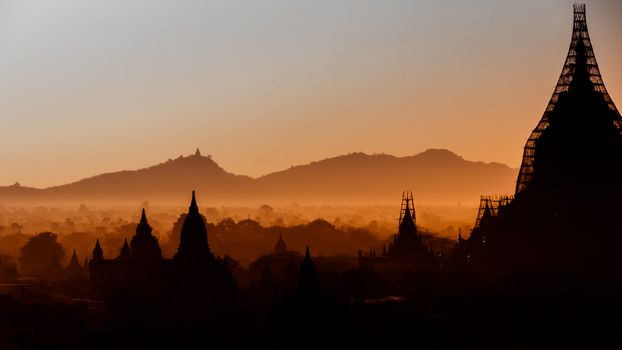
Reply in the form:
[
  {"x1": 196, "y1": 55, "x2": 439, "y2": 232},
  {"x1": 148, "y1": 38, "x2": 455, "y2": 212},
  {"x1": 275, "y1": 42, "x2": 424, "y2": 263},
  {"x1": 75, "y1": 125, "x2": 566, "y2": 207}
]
[
  {"x1": 255, "y1": 149, "x2": 516, "y2": 204},
  {"x1": 0, "y1": 149, "x2": 517, "y2": 206}
]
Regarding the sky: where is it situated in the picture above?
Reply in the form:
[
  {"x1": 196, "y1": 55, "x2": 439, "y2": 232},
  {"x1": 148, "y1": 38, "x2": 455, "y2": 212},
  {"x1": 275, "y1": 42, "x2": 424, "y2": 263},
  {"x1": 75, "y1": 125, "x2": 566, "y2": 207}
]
[{"x1": 0, "y1": 0, "x2": 621, "y2": 188}]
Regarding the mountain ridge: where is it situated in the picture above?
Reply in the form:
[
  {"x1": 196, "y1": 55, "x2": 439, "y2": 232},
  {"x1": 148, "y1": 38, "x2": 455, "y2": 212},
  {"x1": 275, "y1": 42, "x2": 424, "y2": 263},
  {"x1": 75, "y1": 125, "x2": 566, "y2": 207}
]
[{"x1": 0, "y1": 149, "x2": 518, "y2": 205}]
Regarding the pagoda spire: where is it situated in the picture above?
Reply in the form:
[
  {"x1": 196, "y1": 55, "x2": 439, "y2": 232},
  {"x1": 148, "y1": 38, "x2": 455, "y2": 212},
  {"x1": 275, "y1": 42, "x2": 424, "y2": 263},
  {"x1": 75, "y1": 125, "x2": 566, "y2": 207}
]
[
  {"x1": 93, "y1": 239, "x2": 104, "y2": 261},
  {"x1": 516, "y1": 3, "x2": 622, "y2": 193},
  {"x1": 398, "y1": 191, "x2": 417, "y2": 238},
  {"x1": 189, "y1": 190, "x2": 198, "y2": 214},
  {"x1": 69, "y1": 249, "x2": 79, "y2": 265},
  {"x1": 140, "y1": 208, "x2": 148, "y2": 224},
  {"x1": 131, "y1": 208, "x2": 162, "y2": 261},
  {"x1": 118, "y1": 239, "x2": 131, "y2": 260},
  {"x1": 174, "y1": 190, "x2": 213, "y2": 262},
  {"x1": 274, "y1": 233, "x2": 287, "y2": 255},
  {"x1": 298, "y1": 245, "x2": 318, "y2": 298}
]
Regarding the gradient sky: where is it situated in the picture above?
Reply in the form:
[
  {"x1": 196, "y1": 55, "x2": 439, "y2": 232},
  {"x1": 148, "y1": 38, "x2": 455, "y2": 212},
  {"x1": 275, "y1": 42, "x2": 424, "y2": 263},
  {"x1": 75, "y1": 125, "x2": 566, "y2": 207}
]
[{"x1": 1, "y1": 0, "x2": 621, "y2": 187}]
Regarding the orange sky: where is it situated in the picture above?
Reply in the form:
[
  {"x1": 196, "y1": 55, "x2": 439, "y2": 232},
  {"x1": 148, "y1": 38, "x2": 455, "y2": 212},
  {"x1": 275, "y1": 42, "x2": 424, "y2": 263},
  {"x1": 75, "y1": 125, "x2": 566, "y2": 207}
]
[{"x1": 0, "y1": 0, "x2": 621, "y2": 188}]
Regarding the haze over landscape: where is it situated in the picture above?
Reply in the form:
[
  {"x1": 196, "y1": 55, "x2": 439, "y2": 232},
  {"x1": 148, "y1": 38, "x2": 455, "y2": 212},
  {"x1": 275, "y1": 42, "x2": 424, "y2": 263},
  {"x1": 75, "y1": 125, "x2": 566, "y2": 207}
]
[
  {"x1": 1, "y1": 0, "x2": 620, "y2": 188},
  {"x1": 0, "y1": 148, "x2": 516, "y2": 206},
  {"x1": 2, "y1": 1, "x2": 622, "y2": 348}
]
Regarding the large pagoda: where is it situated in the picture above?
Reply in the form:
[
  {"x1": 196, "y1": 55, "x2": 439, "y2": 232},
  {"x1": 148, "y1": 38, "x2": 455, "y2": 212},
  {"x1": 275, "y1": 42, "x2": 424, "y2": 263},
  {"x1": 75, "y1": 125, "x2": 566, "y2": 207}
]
[
  {"x1": 464, "y1": 4, "x2": 622, "y2": 276},
  {"x1": 516, "y1": 3, "x2": 622, "y2": 196}
]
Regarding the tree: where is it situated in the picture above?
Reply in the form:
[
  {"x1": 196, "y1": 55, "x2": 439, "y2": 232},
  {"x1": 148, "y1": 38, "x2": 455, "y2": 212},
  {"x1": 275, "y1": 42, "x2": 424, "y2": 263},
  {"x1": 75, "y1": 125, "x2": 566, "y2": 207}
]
[{"x1": 19, "y1": 232, "x2": 65, "y2": 276}]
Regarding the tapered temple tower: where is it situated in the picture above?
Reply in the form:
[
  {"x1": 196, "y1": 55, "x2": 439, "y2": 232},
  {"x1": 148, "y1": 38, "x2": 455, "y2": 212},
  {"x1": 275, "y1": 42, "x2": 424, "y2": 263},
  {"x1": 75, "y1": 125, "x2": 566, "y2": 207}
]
[
  {"x1": 386, "y1": 191, "x2": 423, "y2": 259},
  {"x1": 89, "y1": 191, "x2": 236, "y2": 308},
  {"x1": 174, "y1": 191, "x2": 214, "y2": 263},
  {"x1": 461, "y1": 4, "x2": 622, "y2": 276},
  {"x1": 516, "y1": 4, "x2": 622, "y2": 194},
  {"x1": 359, "y1": 191, "x2": 436, "y2": 269}
]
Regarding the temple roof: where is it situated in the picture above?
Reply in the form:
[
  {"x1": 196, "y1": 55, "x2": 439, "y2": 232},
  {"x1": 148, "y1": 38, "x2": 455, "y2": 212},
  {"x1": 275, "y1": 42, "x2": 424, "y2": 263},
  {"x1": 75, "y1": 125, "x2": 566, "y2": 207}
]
[
  {"x1": 274, "y1": 233, "x2": 288, "y2": 255},
  {"x1": 516, "y1": 4, "x2": 622, "y2": 193},
  {"x1": 174, "y1": 191, "x2": 213, "y2": 262}
]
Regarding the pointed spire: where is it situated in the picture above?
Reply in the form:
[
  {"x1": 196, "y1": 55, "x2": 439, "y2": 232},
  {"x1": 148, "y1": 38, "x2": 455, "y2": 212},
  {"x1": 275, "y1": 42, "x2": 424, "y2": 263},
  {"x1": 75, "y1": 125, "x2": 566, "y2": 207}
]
[
  {"x1": 93, "y1": 238, "x2": 103, "y2": 261},
  {"x1": 174, "y1": 190, "x2": 212, "y2": 262},
  {"x1": 118, "y1": 238, "x2": 131, "y2": 260},
  {"x1": 67, "y1": 249, "x2": 81, "y2": 271},
  {"x1": 135, "y1": 207, "x2": 153, "y2": 237},
  {"x1": 398, "y1": 191, "x2": 417, "y2": 237},
  {"x1": 298, "y1": 245, "x2": 318, "y2": 298},
  {"x1": 274, "y1": 233, "x2": 287, "y2": 255},
  {"x1": 195, "y1": 148, "x2": 201, "y2": 157},
  {"x1": 69, "y1": 249, "x2": 79, "y2": 265},
  {"x1": 140, "y1": 208, "x2": 148, "y2": 224},
  {"x1": 189, "y1": 190, "x2": 198, "y2": 213}
]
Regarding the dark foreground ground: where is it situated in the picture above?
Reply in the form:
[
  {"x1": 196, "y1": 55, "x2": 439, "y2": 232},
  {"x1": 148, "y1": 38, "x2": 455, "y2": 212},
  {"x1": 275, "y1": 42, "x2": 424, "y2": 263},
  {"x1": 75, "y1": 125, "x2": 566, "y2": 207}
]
[{"x1": 2, "y1": 288, "x2": 622, "y2": 350}]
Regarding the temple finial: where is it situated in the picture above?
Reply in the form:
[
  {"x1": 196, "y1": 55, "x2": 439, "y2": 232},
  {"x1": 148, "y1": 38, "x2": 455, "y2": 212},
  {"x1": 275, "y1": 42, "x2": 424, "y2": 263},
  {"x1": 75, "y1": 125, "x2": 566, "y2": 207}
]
[
  {"x1": 93, "y1": 238, "x2": 104, "y2": 261},
  {"x1": 189, "y1": 190, "x2": 198, "y2": 213},
  {"x1": 140, "y1": 208, "x2": 148, "y2": 224}
]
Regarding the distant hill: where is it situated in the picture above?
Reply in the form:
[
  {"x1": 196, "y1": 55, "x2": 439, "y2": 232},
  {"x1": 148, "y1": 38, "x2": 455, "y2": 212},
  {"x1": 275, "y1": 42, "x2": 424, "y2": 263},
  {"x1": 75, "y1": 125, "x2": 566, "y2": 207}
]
[
  {"x1": 255, "y1": 149, "x2": 517, "y2": 205},
  {"x1": 0, "y1": 149, "x2": 517, "y2": 206},
  {"x1": 0, "y1": 150, "x2": 254, "y2": 205}
]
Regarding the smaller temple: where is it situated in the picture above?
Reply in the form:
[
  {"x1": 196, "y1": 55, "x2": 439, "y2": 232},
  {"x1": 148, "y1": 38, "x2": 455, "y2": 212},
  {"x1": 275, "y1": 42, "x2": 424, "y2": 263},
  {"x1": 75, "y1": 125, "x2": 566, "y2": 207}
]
[
  {"x1": 174, "y1": 191, "x2": 214, "y2": 263},
  {"x1": 296, "y1": 246, "x2": 319, "y2": 300},
  {"x1": 89, "y1": 191, "x2": 236, "y2": 307},
  {"x1": 248, "y1": 234, "x2": 301, "y2": 298},
  {"x1": 386, "y1": 191, "x2": 423, "y2": 259},
  {"x1": 130, "y1": 209, "x2": 162, "y2": 262},
  {"x1": 92, "y1": 239, "x2": 103, "y2": 261},
  {"x1": 65, "y1": 249, "x2": 83, "y2": 279},
  {"x1": 274, "y1": 233, "x2": 288, "y2": 255},
  {"x1": 359, "y1": 191, "x2": 437, "y2": 269},
  {"x1": 118, "y1": 239, "x2": 131, "y2": 261}
]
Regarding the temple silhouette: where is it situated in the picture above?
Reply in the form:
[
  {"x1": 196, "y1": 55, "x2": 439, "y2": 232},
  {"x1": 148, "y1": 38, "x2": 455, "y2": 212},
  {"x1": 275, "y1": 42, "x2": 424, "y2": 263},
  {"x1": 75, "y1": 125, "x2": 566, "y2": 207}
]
[
  {"x1": 89, "y1": 191, "x2": 237, "y2": 313},
  {"x1": 4, "y1": 4, "x2": 622, "y2": 348},
  {"x1": 355, "y1": 191, "x2": 438, "y2": 297},
  {"x1": 461, "y1": 4, "x2": 622, "y2": 278},
  {"x1": 359, "y1": 191, "x2": 436, "y2": 268}
]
